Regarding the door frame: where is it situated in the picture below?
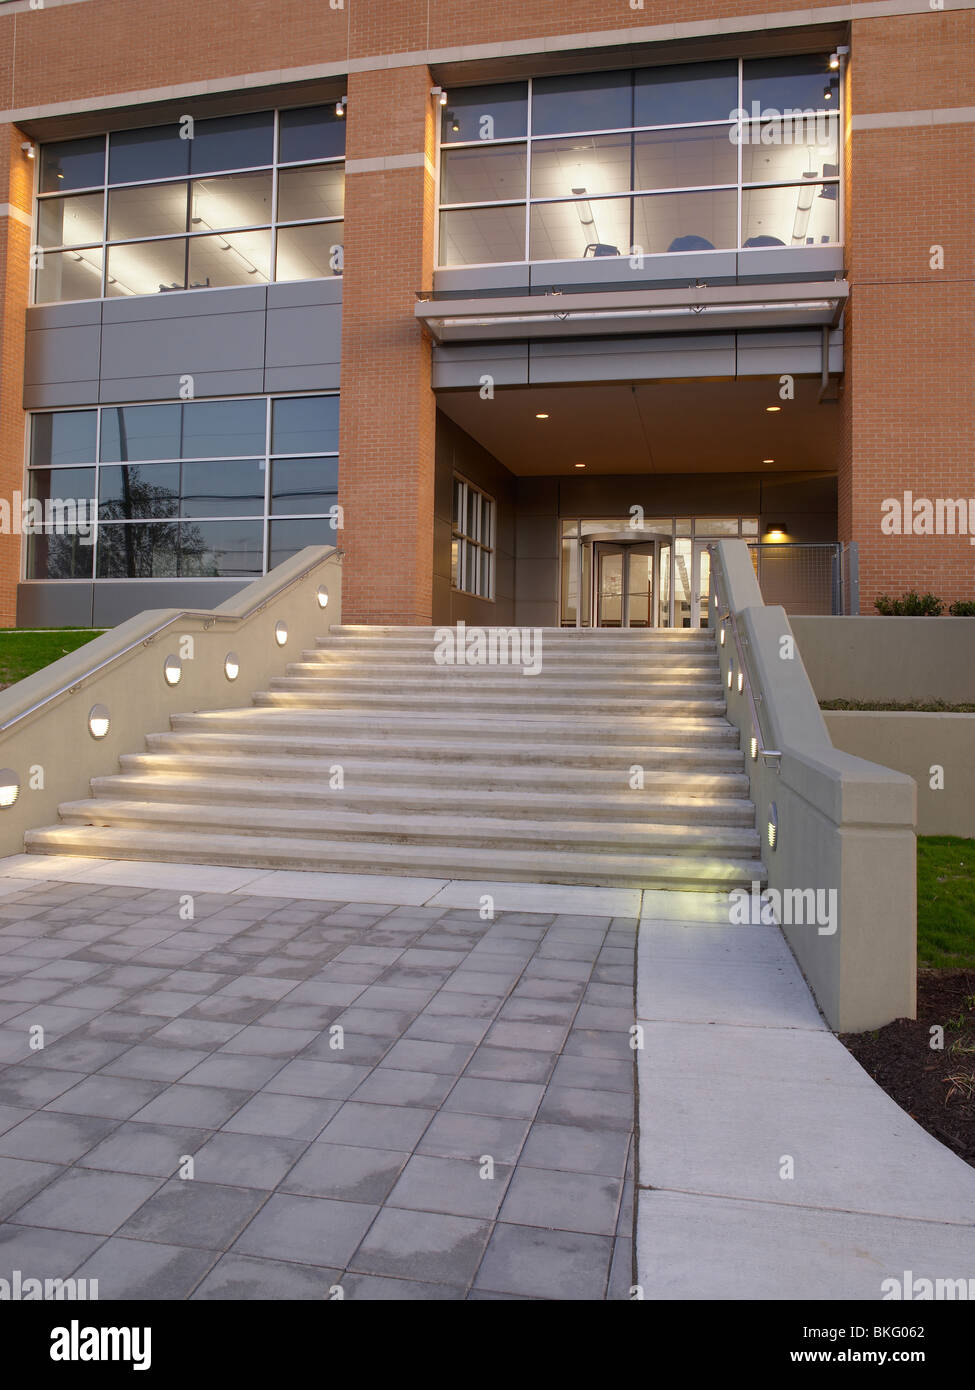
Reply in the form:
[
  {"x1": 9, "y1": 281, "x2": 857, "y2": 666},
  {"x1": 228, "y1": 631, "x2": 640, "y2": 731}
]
[{"x1": 590, "y1": 538, "x2": 659, "y2": 629}]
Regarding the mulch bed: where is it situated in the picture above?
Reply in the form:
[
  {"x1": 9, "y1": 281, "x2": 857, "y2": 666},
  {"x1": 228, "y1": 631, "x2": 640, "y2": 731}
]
[{"x1": 840, "y1": 970, "x2": 975, "y2": 1168}]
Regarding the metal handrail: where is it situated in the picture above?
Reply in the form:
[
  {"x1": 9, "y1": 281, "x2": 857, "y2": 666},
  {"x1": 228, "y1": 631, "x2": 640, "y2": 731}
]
[
  {"x1": 707, "y1": 545, "x2": 782, "y2": 770},
  {"x1": 0, "y1": 548, "x2": 343, "y2": 737}
]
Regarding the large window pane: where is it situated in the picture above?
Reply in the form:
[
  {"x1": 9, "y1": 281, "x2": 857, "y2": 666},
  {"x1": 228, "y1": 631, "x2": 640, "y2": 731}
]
[
  {"x1": 529, "y1": 135, "x2": 628, "y2": 200},
  {"x1": 268, "y1": 517, "x2": 334, "y2": 569},
  {"x1": 35, "y1": 248, "x2": 104, "y2": 303},
  {"x1": 634, "y1": 61, "x2": 738, "y2": 128},
  {"x1": 530, "y1": 197, "x2": 630, "y2": 261},
  {"x1": 441, "y1": 143, "x2": 526, "y2": 205},
  {"x1": 270, "y1": 457, "x2": 339, "y2": 514},
  {"x1": 31, "y1": 412, "x2": 97, "y2": 469},
  {"x1": 741, "y1": 182, "x2": 838, "y2": 247},
  {"x1": 271, "y1": 396, "x2": 340, "y2": 455},
  {"x1": 189, "y1": 112, "x2": 274, "y2": 174},
  {"x1": 190, "y1": 171, "x2": 272, "y2": 232},
  {"x1": 40, "y1": 137, "x2": 105, "y2": 194},
  {"x1": 634, "y1": 125, "x2": 737, "y2": 191},
  {"x1": 277, "y1": 164, "x2": 345, "y2": 221},
  {"x1": 275, "y1": 222, "x2": 344, "y2": 280},
  {"x1": 37, "y1": 193, "x2": 104, "y2": 249},
  {"x1": 742, "y1": 55, "x2": 839, "y2": 116},
  {"x1": 98, "y1": 463, "x2": 179, "y2": 519},
  {"x1": 187, "y1": 230, "x2": 271, "y2": 288},
  {"x1": 100, "y1": 404, "x2": 181, "y2": 462},
  {"x1": 181, "y1": 399, "x2": 267, "y2": 458},
  {"x1": 531, "y1": 72, "x2": 632, "y2": 137},
  {"x1": 27, "y1": 529, "x2": 95, "y2": 580},
  {"x1": 634, "y1": 189, "x2": 737, "y2": 253},
  {"x1": 279, "y1": 105, "x2": 346, "y2": 163},
  {"x1": 178, "y1": 519, "x2": 264, "y2": 576},
  {"x1": 180, "y1": 460, "x2": 265, "y2": 517},
  {"x1": 740, "y1": 115, "x2": 839, "y2": 184},
  {"x1": 107, "y1": 182, "x2": 189, "y2": 241},
  {"x1": 438, "y1": 205, "x2": 526, "y2": 265},
  {"x1": 28, "y1": 467, "x2": 96, "y2": 512},
  {"x1": 109, "y1": 124, "x2": 190, "y2": 185},
  {"x1": 96, "y1": 522, "x2": 179, "y2": 578},
  {"x1": 105, "y1": 238, "x2": 186, "y2": 296},
  {"x1": 441, "y1": 83, "x2": 528, "y2": 144}
]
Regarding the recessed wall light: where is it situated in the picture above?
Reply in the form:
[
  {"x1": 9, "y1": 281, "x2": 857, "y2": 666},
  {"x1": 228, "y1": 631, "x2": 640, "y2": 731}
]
[
  {"x1": 766, "y1": 406, "x2": 781, "y2": 413},
  {"x1": 535, "y1": 413, "x2": 549, "y2": 420},
  {"x1": 574, "y1": 463, "x2": 586, "y2": 469},
  {"x1": 88, "y1": 704, "x2": 110, "y2": 740},
  {"x1": 763, "y1": 458, "x2": 774, "y2": 464},
  {"x1": 0, "y1": 771, "x2": 19, "y2": 808}
]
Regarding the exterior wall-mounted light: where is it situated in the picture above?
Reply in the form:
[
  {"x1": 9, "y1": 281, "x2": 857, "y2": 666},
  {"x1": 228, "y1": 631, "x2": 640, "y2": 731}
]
[
  {"x1": 768, "y1": 802, "x2": 778, "y2": 851},
  {"x1": 0, "y1": 771, "x2": 20, "y2": 808},
  {"x1": 317, "y1": 585, "x2": 329, "y2": 609},
  {"x1": 163, "y1": 655, "x2": 182, "y2": 686},
  {"x1": 20, "y1": 142, "x2": 35, "y2": 160},
  {"x1": 274, "y1": 621, "x2": 288, "y2": 647},
  {"x1": 225, "y1": 652, "x2": 240, "y2": 681},
  {"x1": 88, "y1": 704, "x2": 110, "y2": 740},
  {"x1": 726, "y1": 664, "x2": 733, "y2": 690},
  {"x1": 430, "y1": 86, "x2": 448, "y2": 106}
]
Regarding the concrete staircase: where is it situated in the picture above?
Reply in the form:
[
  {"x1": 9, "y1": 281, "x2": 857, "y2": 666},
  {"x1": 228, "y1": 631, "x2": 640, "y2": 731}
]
[{"x1": 25, "y1": 625, "x2": 766, "y2": 890}]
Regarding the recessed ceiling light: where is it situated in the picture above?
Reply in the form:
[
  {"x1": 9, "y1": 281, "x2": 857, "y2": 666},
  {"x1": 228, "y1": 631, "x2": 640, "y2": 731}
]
[
  {"x1": 766, "y1": 406, "x2": 781, "y2": 413},
  {"x1": 535, "y1": 413, "x2": 549, "y2": 419},
  {"x1": 763, "y1": 458, "x2": 774, "y2": 463},
  {"x1": 574, "y1": 463, "x2": 586, "y2": 469}
]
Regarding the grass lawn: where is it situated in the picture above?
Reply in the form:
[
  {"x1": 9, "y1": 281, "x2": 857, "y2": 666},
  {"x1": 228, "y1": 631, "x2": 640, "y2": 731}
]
[
  {"x1": 0, "y1": 628, "x2": 105, "y2": 693},
  {"x1": 917, "y1": 836, "x2": 975, "y2": 969},
  {"x1": 822, "y1": 698, "x2": 975, "y2": 713}
]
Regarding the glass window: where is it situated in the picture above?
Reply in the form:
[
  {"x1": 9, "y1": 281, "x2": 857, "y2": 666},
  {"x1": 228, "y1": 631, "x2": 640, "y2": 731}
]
[
  {"x1": 532, "y1": 72, "x2": 632, "y2": 136},
  {"x1": 271, "y1": 396, "x2": 340, "y2": 455},
  {"x1": 39, "y1": 137, "x2": 105, "y2": 194},
  {"x1": 98, "y1": 463, "x2": 179, "y2": 519},
  {"x1": 741, "y1": 182, "x2": 838, "y2": 247},
  {"x1": 530, "y1": 197, "x2": 630, "y2": 262},
  {"x1": 634, "y1": 61, "x2": 738, "y2": 128},
  {"x1": 30, "y1": 411, "x2": 97, "y2": 469},
  {"x1": 634, "y1": 188, "x2": 738, "y2": 254},
  {"x1": 29, "y1": 466, "x2": 96, "y2": 510},
  {"x1": 27, "y1": 529, "x2": 95, "y2": 580},
  {"x1": 634, "y1": 126, "x2": 737, "y2": 191},
  {"x1": 109, "y1": 124, "x2": 190, "y2": 185},
  {"x1": 271, "y1": 457, "x2": 339, "y2": 514},
  {"x1": 439, "y1": 205, "x2": 526, "y2": 266},
  {"x1": 100, "y1": 404, "x2": 181, "y2": 462},
  {"x1": 268, "y1": 516, "x2": 335, "y2": 569},
  {"x1": 179, "y1": 460, "x2": 265, "y2": 518},
  {"x1": 189, "y1": 112, "x2": 274, "y2": 174},
  {"x1": 279, "y1": 105, "x2": 346, "y2": 163},
  {"x1": 451, "y1": 476, "x2": 495, "y2": 598},
  {"x1": 96, "y1": 522, "x2": 179, "y2": 578},
  {"x1": 277, "y1": 164, "x2": 345, "y2": 221},
  {"x1": 740, "y1": 115, "x2": 839, "y2": 184},
  {"x1": 441, "y1": 83, "x2": 528, "y2": 144},
  {"x1": 441, "y1": 144, "x2": 527, "y2": 205},
  {"x1": 187, "y1": 230, "x2": 272, "y2": 288},
  {"x1": 107, "y1": 182, "x2": 189, "y2": 241},
  {"x1": 276, "y1": 222, "x2": 344, "y2": 280},
  {"x1": 177, "y1": 519, "x2": 264, "y2": 576},
  {"x1": 529, "y1": 135, "x2": 629, "y2": 201},
  {"x1": 742, "y1": 55, "x2": 840, "y2": 115},
  {"x1": 35, "y1": 249, "x2": 104, "y2": 304},
  {"x1": 105, "y1": 238, "x2": 187, "y2": 296},
  {"x1": 37, "y1": 193, "x2": 104, "y2": 249},
  {"x1": 190, "y1": 171, "x2": 273, "y2": 232},
  {"x1": 181, "y1": 399, "x2": 267, "y2": 458}
]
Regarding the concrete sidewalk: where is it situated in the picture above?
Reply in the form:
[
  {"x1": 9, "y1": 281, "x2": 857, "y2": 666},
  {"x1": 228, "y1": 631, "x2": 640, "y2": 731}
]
[{"x1": 634, "y1": 892, "x2": 975, "y2": 1300}]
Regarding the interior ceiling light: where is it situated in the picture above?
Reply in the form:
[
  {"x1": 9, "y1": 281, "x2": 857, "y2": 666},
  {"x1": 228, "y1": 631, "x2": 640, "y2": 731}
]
[
  {"x1": 574, "y1": 463, "x2": 586, "y2": 469},
  {"x1": 766, "y1": 405, "x2": 781, "y2": 413},
  {"x1": 536, "y1": 413, "x2": 549, "y2": 419},
  {"x1": 763, "y1": 458, "x2": 774, "y2": 464}
]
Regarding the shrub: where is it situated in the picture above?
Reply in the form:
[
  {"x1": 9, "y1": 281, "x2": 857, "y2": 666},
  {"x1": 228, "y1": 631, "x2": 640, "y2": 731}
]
[
  {"x1": 874, "y1": 591, "x2": 945, "y2": 616},
  {"x1": 949, "y1": 600, "x2": 975, "y2": 617}
]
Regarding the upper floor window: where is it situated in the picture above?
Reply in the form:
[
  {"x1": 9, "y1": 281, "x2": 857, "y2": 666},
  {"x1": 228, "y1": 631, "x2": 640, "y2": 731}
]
[
  {"x1": 34, "y1": 106, "x2": 345, "y2": 304},
  {"x1": 438, "y1": 55, "x2": 840, "y2": 266}
]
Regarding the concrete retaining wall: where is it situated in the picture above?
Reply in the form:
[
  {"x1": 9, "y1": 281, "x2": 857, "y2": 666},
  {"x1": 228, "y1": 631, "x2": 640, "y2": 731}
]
[{"x1": 791, "y1": 616, "x2": 975, "y2": 704}]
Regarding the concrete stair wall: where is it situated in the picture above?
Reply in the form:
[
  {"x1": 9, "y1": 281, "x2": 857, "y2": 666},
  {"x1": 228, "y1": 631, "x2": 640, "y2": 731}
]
[{"x1": 26, "y1": 625, "x2": 766, "y2": 890}]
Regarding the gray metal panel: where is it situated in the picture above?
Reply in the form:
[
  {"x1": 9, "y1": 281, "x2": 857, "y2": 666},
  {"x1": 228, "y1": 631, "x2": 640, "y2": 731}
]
[
  {"x1": 25, "y1": 323, "x2": 101, "y2": 387},
  {"x1": 431, "y1": 342, "x2": 529, "y2": 390},
  {"x1": 433, "y1": 265, "x2": 531, "y2": 296},
  {"x1": 99, "y1": 370, "x2": 267, "y2": 403},
  {"x1": 100, "y1": 285, "x2": 267, "y2": 324},
  {"x1": 530, "y1": 251, "x2": 738, "y2": 291},
  {"x1": 27, "y1": 302, "x2": 102, "y2": 330},
  {"x1": 17, "y1": 582, "x2": 95, "y2": 629},
  {"x1": 527, "y1": 334, "x2": 737, "y2": 383},
  {"x1": 92, "y1": 580, "x2": 247, "y2": 628},
  {"x1": 100, "y1": 296, "x2": 267, "y2": 402},
  {"x1": 736, "y1": 329, "x2": 844, "y2": 376},
  {"x1": 265, "y1": 302, "x2": 342, "y2": 370},
  {"x1": 23, "y1": 379, "x2": 102, "y2": 409},
  {"x1": 736, "y1": 246, "x2": 845, "y2": 283},
  {"x1": 267, "y1": 279, "x2": 343, "y2": 310},
  {"x1": 264, "y1": 364, "x2": 341, "y2": 393}
]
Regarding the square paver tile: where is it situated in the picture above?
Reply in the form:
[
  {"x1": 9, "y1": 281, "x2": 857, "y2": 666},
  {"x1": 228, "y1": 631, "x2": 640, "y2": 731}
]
[
  {"x1": 192, "y1": 1252, "x2": 342, "y2": 1300},
  {"x1": 77, "y1": 1121, "x2": 210, "y2": 1178},
  {"x1": 317, "y1": 1101, "x2": 434, "y2": 1152},
  {"x1": 132, "y1": 1083, "x2": 251, "y2": 1129},
  {"x1": 387, "y1": 1154, "x2": 511, "y2": 1220},
  {"x1": 499, "y1": 1166, "x2": 622, "y2": 1236},
  {"x1": 349, "y1": 1206, "x2": 491, "y2": 1286},
  {"x1": 10, "y1": 1167, "x2": 161, "y2": 1235},
  {"x1": 222, "y1": 1092, "x2": 338, "y2": 1141},
  {"x1": 442, "y1": 1078, "x2": 545, "y2": 1120},
  {"x1": 520, "y1": 1122, "x2": 631, "y2": 1178},
  {"x1": 45, "y1": 1075, "x2": 167, "y2": 1121},
  {"x1": 233, "y1": 1192, "x2": 378, "y2": 1268},
  {"x1": 72, "y1": 1237, "x2": 218, "y2": 1300},
  {"x1": 117, "y1": 1178, "x2": 267, "y2": 1249},
  {"x1": 282, "y1": 1142, "x2": 409, "y2": 1204},
  {"x1": 193, "y1": 1131, "x2": 305, "y2": 1190},
  {"x1": 474, "y1": 1222, "x2": 613, "y2": 1300},
  {"x1": 416, "y1": 1111, "x2": 531, "y2": 1166}
]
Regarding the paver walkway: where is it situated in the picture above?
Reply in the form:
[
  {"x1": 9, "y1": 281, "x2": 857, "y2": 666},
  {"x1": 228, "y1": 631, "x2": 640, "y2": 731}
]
[{"x1": 0, "y1": 870, "x2": 635, "y2": 1300}]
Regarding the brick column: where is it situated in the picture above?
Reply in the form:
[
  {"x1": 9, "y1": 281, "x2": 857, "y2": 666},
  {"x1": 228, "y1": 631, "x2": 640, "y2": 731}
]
[
  {"x1": 0, "y1": 126, "x2": 32, "y2": 628},
  {"x1": 840, "y1": 15, "x2": 975, "y2": 612},
  {"x1": 338, "y1": 65, "x2": 438, "y2": 624}
]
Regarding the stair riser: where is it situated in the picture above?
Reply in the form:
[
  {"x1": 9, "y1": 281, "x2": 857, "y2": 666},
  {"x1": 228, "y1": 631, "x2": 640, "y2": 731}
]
[
  {"x1": 302, "y1": 650, "x2": 720, "y2": 670},
  {"x1": 256, "y1": 690, "x2": 728, "y2": 716},
  {"x1": 286, "y1": 666, "x2": 722, "y2": 689}
]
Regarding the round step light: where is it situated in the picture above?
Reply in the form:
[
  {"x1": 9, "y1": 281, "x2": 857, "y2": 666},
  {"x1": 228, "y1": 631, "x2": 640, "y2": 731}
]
[
  {"x1": 163, "y1": 654, "x2": 182, "y2": 686},
  {"x1": 88, "y1": 703, "x2": 110, "y2": 740},
  {"x1": 0, "y1": 770, "x2": 20, "y2": 808},
  {"x1": 316, "y1": 585, "x2": 329, "y2": 609},
  {"x1": 225, "y1": 651, "x2": 240, "y2": 681},
  {"x1": 274, "y1": 620, "x2": 288, "y2": 647}
]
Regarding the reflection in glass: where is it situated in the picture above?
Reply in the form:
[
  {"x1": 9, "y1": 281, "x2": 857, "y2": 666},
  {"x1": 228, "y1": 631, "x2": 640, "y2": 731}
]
[
  {"x1": 189, "y1": 112, "x2": 274, "y2": 174},
  {"x1": 109, "y1": 124, "x2": 190, "y2": 186},
  {"x1": 276, "y1": 222, "x2": 344, "y2": 280},
  {"x1": 742, "y1": 56, "x2": 839, "y2": 117},
  {"x1": 38, "y1": 193, "x2": 105, "y2": 249},
  {"x1": 279, "y1": 105, "x2": 347, "y2": 164},
  {"x1": 108, "y1": 182, "x2": 188, "y2": 241},
  {"x1": 529, "y1": 135, "x2": 629, "y2": 200},
  {"x1": 187, "y1": 230, "x2": 272, "y2": 288},
  {"x1": 439, "y1": 205, "x2": 526, "y2": 265},
  {"x1": 441, "y1": 83, "x2": 528, "y2": 144},
  {"x1": 30, "y1": 412, "x2": 97, "y2": 469},
  {"x1": 27, "y1": 528, "x2": 95, "y2": 580},
  {"x1": 634, "y1": 61, "x2": 738, "y2": 128},
  {"x1": 98, "y1": 463, "x2": 179, "y2": 518},
  {"x1": 181, "y1": 399, "x2": 267, "y2": 458},
  {"x1": 100, "y1": 405, "x2": 180, "y2": 462},
  {"x1": 40, "y1": 137, "x2": 105, "y2": 194},
  {"x1": 105, "y1": 238, "x2": 186, "y2": 296},
  {"x1": 29, "y1": 467, "x2": 97, "y2": 519},
  {"x1": 740, "y1": 116, "x2": 839, "y2": 185},
  {"x1": 442, "y1": 144, "x2": 527, "y2": 205},
  {"x1": 180, "y1": 460, "x2": 265, "y2": 517},
  {"x1": 96, "y1": 522, "x2": 179, "y2": 578},
  {"x1": 532, "y1": 72, "x2": 632, "y2": 137},
  {"x1": 271, "y1": 457, "x2": 340, "y2": 514},
  {"x1": 277, "y1": 164, "x2": 345, "y2": 221},
  {"x1": 271, "y1": 396, "x2": 340, "y2": 455},
  {"x1": 35, "y1": 249, "x2": 104, "y2": 304},
  {"x1": 178, "y1": 520, "x2": 264, "y2": 576},
  {"x1": 634, "y1": 126, "x2": 737, "y2": 192}
]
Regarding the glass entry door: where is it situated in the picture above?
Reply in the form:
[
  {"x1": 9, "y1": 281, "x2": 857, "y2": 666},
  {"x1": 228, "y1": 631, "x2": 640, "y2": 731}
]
[{"x1": 593, "y1": 542, "x2": 656, "y2": 628}]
